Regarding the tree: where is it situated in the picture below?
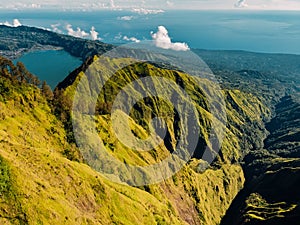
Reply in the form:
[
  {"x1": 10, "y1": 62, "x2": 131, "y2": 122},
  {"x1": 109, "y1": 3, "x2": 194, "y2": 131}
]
[
  {"x1": 16, "y1": 62, "x2": 27, "y2": 83},
  {"x1": 15, "y1": 61, "x2": 40, "y2": 85},
  {"x1": 41, "y1": 81, "x2": 53, "y2": 100}
]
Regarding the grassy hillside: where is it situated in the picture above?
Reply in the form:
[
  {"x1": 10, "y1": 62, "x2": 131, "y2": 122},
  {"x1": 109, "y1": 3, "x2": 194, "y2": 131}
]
[
  {"x1": 1, "y1": 26, "x2": 300, "y2": 225},
  {"x1": 0, "y1": 54, "x2": 272, "y2": 224},
  {"x1": 54, "y1": 56, "x2": 271, "y2": 224}
]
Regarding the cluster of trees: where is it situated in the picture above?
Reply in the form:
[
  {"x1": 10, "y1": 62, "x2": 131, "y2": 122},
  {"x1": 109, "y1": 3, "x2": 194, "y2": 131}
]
[
  {"x1": 0, "y1": 56, "x2": 39, "y2": 85},
  {"x1": 0, "y1": 56, "x2": 53, "y2": 100},
  {"x1": 0, "y1": 56, "x2": 72, "y2": 126}
]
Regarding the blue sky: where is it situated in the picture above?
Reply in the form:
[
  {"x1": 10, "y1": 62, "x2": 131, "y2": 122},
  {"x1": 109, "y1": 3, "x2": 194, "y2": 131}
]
[{"x1": 0, "y1": 0, "x2": 300, "y2": 10}]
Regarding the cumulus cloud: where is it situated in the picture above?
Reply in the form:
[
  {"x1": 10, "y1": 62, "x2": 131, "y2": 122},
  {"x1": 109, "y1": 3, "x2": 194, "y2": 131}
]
[
  {"x1": 13, "y1": 19, "x2": 22, "y2": 27},
  {"x1": 131, "y1": 8, "x2": 164, "y2": 15},
  {"x1": 65, "y1": 24, "x2": 101, "y2": 40},
  {"x1": 151, "y1": 26, "x2": 190, "y2": 51},
  {"x1": 51, "y1": 23, "x2": 62, "y2": 33},
  {"x1": 66, "y1": 24, "x2": 89, "y2": 38},
  {"x1": 0, "y1": 19, "x2": 22, "y2": 27},
  {"x1": 90, "y1": 26, "x2": 101, "y2": 40},
  {"x1": 235, "y1": 0, "x2": 248, "y2": 8},
  {"x1": 118, "y1": 16, "x2": 134, "y2": 21},
  {"x1": 123, "y1": 35, "x2": 140, "y2": 43},
  {"x1": 1, "y1": 21, "x2": 11, "y2": 26}
]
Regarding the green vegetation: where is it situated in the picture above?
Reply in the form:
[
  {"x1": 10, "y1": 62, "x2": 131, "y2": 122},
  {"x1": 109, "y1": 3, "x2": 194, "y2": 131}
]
[
  {"x1": 244, "y1": 193, "x2": 297, "y2": 222},
  {"x1": 54, "y1": 55, "x2": 274, "y2": 225},
  {"x1": 0, "y1": 54, "x2": 271, "y2": 224},
  {"x1": 0, "y1": 25, "x2": 112, "y2": 60},
  {"x1": 0, "y1": 156, "x2": 27, "y2": 224},
  {"x1": 221, "y1": 95, "x2": 300, "y2": 225},
  {"x1": 0, "y1": 26, "x2": 300, "y2": 225}
]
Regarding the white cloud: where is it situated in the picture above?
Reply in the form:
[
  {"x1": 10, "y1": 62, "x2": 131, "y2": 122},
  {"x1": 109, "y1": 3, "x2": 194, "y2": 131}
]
[
  {"x1": 123, "y1": 35, "x2": 140, "y2": 43},
  {"x1": 51, "y1": 23, "x2": 62, "y2": 33},
  {"x1": 0, "y1": 19, "x2": 22, "y2": 27},
  {"x1": 90, "y1": 26, "x2": 101, "y2": 40},
  {"x1": 114, "y1": 32, "x2": 123, "y2": 40},
  {"x1": 110, "y1": 0, "x2": 115, "y2": 8},
  {"x1": 166, "y1": 1, "x2": 174, "y2": 7},
  {"x1": 0, "y1": 0, "x2": 300, "y2": 10},
  {"x1": 151, "y1": 26, "x2": 190, "y2": 51},
  {"x1": 1, "y1": 21, "x2": 10, "y2": 26},
  {"x1": 109, "y1": 0, "x2": 123, "y2": 10},
  {"x1": 13, "y1": 19, "x2": 22, "y2": 27},
  {"x1": 65, "y1": 24, "x2": 102, "y2": 40},
  {"x1": 118, "y1": 16, "x2": 134, "y2": 21},
  {"x1": 66, "y1": 24, "x2": 89, "y2": 38},
  {"x1": 235, "y1": 0, "x2": 248, "y2": 8},
  {"x1": 30, "y1": 3, "x2": 41, "y2": 8},
  {"x1": 131, "y1": 8, "x2": 164, "y2": 15}
]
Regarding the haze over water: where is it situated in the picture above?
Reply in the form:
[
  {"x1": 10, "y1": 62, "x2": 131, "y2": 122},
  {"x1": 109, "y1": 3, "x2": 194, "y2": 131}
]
[
  {"x1": 1, "y1": 10, "x2": 300, "y2": 55},
  {"x1": 2, "y1": 9, "x2": 299, "y2": 87}
]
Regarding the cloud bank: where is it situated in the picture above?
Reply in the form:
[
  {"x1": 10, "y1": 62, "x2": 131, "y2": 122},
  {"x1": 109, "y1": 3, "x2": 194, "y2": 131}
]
[
  {"x1": 166, "y1": 1, "x2": 174, "y2": 7},
  {"x1": 51, "y1": 23, "x2": 62, "y2": 33},
  {"x1": 55, "y1": 24, "x2": 102, "y2": 41},
  {"x1": 0, "y1": 19, "x2": 22, "y2": 27},
  {"x1": 235, "y1": 0, "x2": 248, "y2": 8},
  {"x1": 123, "y1": 35, "x2": 140, "y2": 43},
  {"x1": 131, "y1": 8, "x2": 164, "y2": 15},
  {"x1": 151, "y1": 26, "x2": 190, "y2": 51},
  {"x1": 118, "y1": 16, "x2": 134, "y2": 21},
  {"x1": 110, "y1": 0, "x2": 115, "y2": 8},
  {"x1": 66, "y1": 24, "x2": 89, "y2": 38},
  {"x1": 0, "y1": 0, "x2": 300, "y2": 10}
]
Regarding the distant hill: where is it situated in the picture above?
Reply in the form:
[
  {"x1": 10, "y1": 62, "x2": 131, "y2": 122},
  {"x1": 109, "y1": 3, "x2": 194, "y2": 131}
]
[{"x1": 0, "y1": 25, "x2": 113, "y2": 60}]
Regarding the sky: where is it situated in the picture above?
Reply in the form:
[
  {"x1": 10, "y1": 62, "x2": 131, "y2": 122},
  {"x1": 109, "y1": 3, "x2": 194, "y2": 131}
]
[{"x1": 0, "y1": 0, "x2": 300, "y2": 10}]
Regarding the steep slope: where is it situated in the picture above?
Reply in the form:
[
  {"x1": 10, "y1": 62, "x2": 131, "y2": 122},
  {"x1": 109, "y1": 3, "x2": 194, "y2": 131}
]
[
  {"x1": 0, "y1": 57, "x2": 188, "y2": 224},
  {"x1": 54, "y1": 55, "x2": 270, "y2": 225},
  {"x1": 1, "y1": 26, "x2": 300, "y2": 225},
  {"x1": 221, "y1": 95, "x2": 300, "y2": 225},
  {"x1": 0, "y1": 55, "x2": 271, "y2": 224}
]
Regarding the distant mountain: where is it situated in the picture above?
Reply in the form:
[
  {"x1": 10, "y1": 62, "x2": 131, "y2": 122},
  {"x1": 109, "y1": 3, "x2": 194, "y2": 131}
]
[{"x1": 0, "y1": 25, "x2": 113, "y2": 60}]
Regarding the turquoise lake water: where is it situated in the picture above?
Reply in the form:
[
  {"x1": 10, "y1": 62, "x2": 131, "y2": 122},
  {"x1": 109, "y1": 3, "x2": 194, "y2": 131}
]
[{"x1": 13, "y1": 50, "x2": 82, "y2": 89}]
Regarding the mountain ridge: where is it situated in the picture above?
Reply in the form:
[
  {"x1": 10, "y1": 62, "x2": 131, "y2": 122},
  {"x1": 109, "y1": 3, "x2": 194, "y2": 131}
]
[
  {"x1": 0, "y1": 26, "x2": 299, "y2": 224},
  {"x1": 0, "y1": 54, "x2": 271, "y2": 224}
]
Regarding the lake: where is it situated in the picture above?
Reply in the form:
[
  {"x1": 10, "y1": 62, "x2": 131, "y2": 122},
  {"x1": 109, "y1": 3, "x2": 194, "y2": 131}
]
[{"x1": 13, "y1": 50, "x2": 82, "y2": 89}]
